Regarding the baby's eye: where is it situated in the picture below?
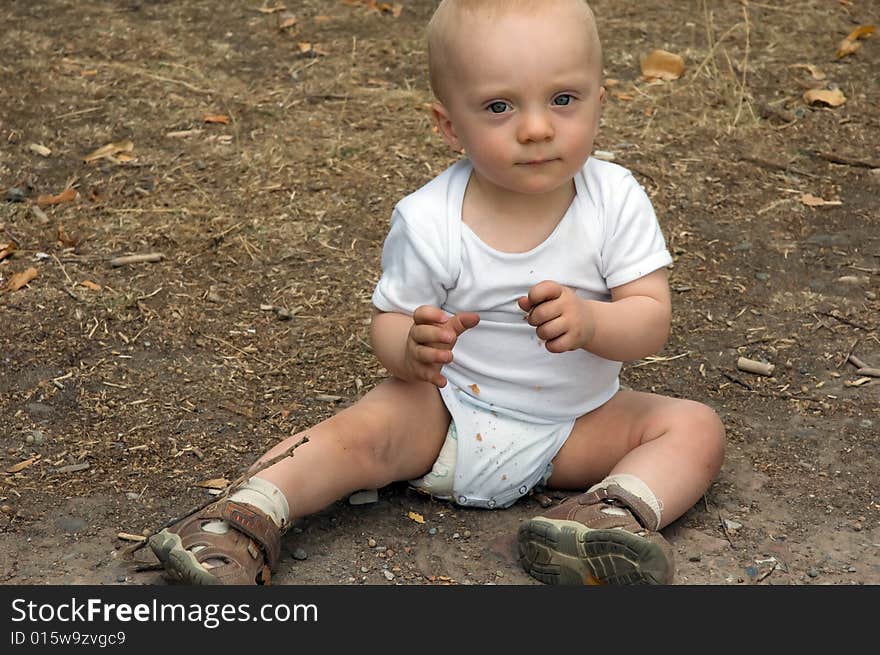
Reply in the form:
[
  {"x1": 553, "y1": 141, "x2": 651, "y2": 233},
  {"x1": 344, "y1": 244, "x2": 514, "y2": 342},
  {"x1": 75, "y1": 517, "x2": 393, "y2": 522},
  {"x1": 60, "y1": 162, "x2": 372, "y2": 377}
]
[
  {"x1": 552, "y1": 94, "x2": 574, "y2": 106},
  {"x1": 487, "y1": 101, "x2": 510, "y2": 114}
]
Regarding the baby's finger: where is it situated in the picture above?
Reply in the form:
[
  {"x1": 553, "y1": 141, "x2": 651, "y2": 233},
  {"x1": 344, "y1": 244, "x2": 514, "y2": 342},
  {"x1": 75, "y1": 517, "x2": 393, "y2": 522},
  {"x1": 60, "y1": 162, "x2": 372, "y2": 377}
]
[
  {"x1": 411, "y1": 323, "x2": 454, "y2": 346},
  {"x1": 412, "y1": 305, "x2": 448, "y2": 326},
  {"x1": 446, "y1": 311, "x2": 480, "y2": 336},
  {"x1": 517, "y1": 295, "x2": 532, "y2": 313},
  {"x1": 527, "y1": 299, "x2": 563, "y2": 327},
  {"x1": 535, "y1": 316, "x2": 567, "y2": 343},
  {"x1": 413, "y1": 344, "x2": 453, "y2": 365},
  {"x1": 526, "y1": 280, "x2": 562, "y2": 307}
]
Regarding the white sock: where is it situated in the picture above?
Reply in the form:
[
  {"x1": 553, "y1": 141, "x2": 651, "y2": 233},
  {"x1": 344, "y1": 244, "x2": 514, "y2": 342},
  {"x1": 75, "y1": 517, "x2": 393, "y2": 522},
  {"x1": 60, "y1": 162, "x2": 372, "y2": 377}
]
[
  {"x1": 588, "y1": 473, "x2": 663, "y2": 531},
  {"x1": 193, "y1": 477, "x2": 290, "y2": 569}
]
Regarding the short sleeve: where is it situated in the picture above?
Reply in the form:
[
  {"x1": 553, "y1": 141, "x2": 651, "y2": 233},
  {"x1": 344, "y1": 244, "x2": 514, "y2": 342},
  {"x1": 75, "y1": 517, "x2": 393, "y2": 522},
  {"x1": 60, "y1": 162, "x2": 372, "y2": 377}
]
[
  {"x1": 371, "y1": 208, "x2": 453, "y2": 314},
  {"x1": 601, "y1": 174, "x2": 673, "y2": 289}
]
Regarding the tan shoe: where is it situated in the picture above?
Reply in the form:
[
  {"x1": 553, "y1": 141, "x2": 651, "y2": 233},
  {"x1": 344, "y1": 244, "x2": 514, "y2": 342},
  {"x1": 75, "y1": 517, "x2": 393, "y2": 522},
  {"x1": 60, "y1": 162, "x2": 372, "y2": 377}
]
[{"x1": 518, "y1": 483, "x2": 674, "y2": 585}]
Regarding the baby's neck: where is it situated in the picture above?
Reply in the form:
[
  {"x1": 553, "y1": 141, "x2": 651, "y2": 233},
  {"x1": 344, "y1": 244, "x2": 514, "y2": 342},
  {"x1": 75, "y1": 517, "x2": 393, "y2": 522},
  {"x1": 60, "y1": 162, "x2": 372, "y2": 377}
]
[{"x1": 461, "y1": 172, "x2": 575, "y2": 253}]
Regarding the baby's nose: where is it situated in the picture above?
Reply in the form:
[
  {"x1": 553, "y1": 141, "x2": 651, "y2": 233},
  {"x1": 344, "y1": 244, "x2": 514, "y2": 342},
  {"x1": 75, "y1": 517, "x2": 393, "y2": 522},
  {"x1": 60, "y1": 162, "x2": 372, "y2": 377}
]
[{"x1": 516, "y1": 110, "x2": 554, "y2": 143}]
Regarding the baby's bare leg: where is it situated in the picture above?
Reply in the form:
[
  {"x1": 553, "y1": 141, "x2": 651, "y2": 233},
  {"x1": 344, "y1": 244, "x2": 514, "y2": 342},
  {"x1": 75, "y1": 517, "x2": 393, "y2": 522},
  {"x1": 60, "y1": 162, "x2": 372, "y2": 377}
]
[
  {"x1": 548, "y1": 390, "x2": 725, "y2": 528},
  {"x1": 254, "y1": 377, "x2": 450, "y2": 519}
]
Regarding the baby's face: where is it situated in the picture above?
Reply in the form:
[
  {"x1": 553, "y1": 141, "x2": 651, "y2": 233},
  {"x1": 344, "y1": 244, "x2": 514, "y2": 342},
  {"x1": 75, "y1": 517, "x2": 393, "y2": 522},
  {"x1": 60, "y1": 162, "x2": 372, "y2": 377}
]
[{"x1": 435, "y1": 4, "x2": 604, "y2": 197}]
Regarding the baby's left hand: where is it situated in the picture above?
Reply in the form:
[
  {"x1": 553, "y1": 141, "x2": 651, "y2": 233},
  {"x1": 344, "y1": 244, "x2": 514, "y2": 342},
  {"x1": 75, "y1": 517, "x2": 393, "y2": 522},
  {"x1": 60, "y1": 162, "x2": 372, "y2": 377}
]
[{"x1": 518, "y1": 281, "x2": 595, "y2": 353}]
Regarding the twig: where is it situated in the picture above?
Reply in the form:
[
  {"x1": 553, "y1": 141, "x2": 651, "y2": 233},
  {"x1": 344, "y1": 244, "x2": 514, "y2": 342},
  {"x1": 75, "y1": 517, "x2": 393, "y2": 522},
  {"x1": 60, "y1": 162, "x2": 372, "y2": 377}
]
[
  {"x1": 840, "y1": 338, "x2": 860, "y2": 369},
  {"x1": 109, "y1": 253, "x2": 165, "y2": 267},
  {"x1": 848, "y1": 354, "x2": 869, "y2": 369},
  {"x1": 856, "y1": 368, "x2": 880, "y2": 378},
  {"x1": 127, "y1": 436, "x2": 309, "y2": 558},
  {"x1": 738, "y1": 155, "x2": 817, "y2": 179},
  {"x1": 817, "y1": 310, "x2": 871, "y2": 331},
  {"x1": 811, "y1": 150, "x2": 880, "y2": 170},
  {"x1": 718, "y1": 512, "x2": 736, "y2": 549},
  {"x1": 720, "y1": 369, "x2": 753, "y2": 390},
  {"x1": 229, "y1": 436, "x2": 310, "y2": 492}
]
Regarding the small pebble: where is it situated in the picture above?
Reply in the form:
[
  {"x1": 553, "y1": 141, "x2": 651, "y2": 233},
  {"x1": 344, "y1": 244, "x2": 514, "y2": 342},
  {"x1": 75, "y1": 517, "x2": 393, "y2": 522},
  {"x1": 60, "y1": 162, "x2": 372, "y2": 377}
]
[
  {"x1": 116, "y1": 576, "x2": 127, "y2": 583},
  {"x1": 367, "y1": 537, "x2": 377, "y2": 548},
  {"x1": 463, "y1": 530, "x2": 471, "y2": 539},
  {"x1": 291, "y1": 547, "x2": 308, "y2": 561},
  {"x1": 495, "y1": 571, "x2": 504, "y2": 578},
  {"x1": 31, "y1": 430, "x2": 45, "y2": 445},
  {"x1": 452, "y1": 532, "x2": 460, "y2": 539},
  {"x1": 808, "y1": 569, "x2": 819, "y2": 578},
  {"x1": 688, "y1": 555, "x2": 702, "y2": 562},
  {"x1": 348, "y1": 489, "x2": 378, "y2": 505},
  {"x1": 4, "y1": 187, "x2": 26, "y2": 202},
  {"x1": 383, "y1": 570, "x2": 395, "y2": 581},
  {"x1": 847, "y1": 566, "x2": 856, "y2": 573},
  {"x1": 125, "y1": 492, "x2": 140, "y2": 500},
  {"x1": 755, "y1": 272, "x2": 770, "y2": 281},
  {"x1": 428, "y1": 527, "x2": 437, "y2": 535}
]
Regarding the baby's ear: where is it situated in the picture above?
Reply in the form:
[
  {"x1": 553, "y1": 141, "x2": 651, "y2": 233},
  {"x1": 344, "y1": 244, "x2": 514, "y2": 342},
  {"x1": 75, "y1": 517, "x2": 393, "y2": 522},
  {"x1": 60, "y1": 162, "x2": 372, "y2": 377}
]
[{"x1": 432, "y1": 102, "x2": 462, "y2": 151}]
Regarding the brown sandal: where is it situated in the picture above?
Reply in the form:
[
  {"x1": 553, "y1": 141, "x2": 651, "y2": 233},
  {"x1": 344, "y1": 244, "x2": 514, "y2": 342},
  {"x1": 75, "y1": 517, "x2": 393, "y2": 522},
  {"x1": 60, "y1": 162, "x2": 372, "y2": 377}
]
[{"x1": 149, "y1": 499, "x2": 282, "y2": 585}]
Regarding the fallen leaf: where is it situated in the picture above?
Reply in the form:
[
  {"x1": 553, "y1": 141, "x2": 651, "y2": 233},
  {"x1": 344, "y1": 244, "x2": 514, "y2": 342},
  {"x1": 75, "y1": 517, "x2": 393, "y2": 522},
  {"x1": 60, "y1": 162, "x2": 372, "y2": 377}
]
[
  {"x1": 836, "y1": 38, "x2": 861, "y2": 58},
  {"x1": 36, "y1": 187, "x2": 78, "y2": 207},
  {"x1": 297, "y1": 42, "x2": 328, "y2": 57},
  {"x1": 845, "y1": 25, "x2": 876, "y2": 41},
  {"x1": 196, "y1": 477, "x2": 230, "y2": 490},
  {"x1": 277, "y1": 11, "x2": 298, "y2": 29},
  {"x1": 28, "y1": 143, "x2": 51, "y2": 157},
  {"x1": 203, "y1": 113, "x2": 230, "y2": 125},
  {"x1": 6, "y1": 457, "x2": 38, "y2": 474},
  {"x1": 475, "y1": 433, "x2": 482, "y2": 442},
  {"x1": 407, "y1": 511, "x2": 425, "y2": 524},
  {"x1": 613, "y1": 91, "x2": 635, "y2": 101},
  {"x1": 604, "y1": 78, "x2": 620, "y2": 87},
  {"x1": 80, "y1": 280, "x2": 102, "y2": 291},
  {"x1": 468, "y1": 383, "x2": 480, "y2": 395},
  {"x1": 0, "y1": 242, "x2": 16, "y2": 261},
  {"x1": 790, "y1": 63, "x2": 826, "y2": 80},
  {"x1": 6, "y1": 267, "x2": 38, "y2": 291},
  {"x1": 836, "y1": 24, "x2": 875, "y2": 58},
  {"x1": 800, "y1": 193, "x2": 843, "y2": 207},
  {"x1": 83, "y1": 139, "x2": 134, "y2": 163},
  {"x1": 803, "y1": 88, "x2": 846, "y2": 107},
  {"x1": 640, "y1": 49, "x2": 685, "y2": 81}
]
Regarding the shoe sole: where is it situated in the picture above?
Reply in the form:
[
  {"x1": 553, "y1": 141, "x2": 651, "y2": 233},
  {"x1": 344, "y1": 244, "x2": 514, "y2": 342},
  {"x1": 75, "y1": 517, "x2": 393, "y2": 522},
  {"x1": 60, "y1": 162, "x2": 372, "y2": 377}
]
[
  {"x1": 518, "y1": 518, "x2": 671, "y2": 585},
  {"x1": 149, "y1": 530, "x2": 222, "y2": 586}
]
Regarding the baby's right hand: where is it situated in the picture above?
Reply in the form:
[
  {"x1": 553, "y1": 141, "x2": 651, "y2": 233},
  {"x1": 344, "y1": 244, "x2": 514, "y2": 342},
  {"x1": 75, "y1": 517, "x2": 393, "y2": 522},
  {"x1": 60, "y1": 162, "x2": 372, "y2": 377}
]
[{"x1": 405, "y1": 305, "x2": 479, "y2": 387}]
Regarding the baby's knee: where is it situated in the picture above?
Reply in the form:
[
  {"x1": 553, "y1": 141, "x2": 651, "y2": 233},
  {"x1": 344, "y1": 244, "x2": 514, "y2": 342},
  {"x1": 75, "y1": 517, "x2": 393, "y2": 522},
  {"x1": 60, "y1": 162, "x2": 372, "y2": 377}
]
[
  {"x1": 676, "y1": 400, "x2": 726, "y2": 461},
  {"x1": 330, "y1": 407, "x2": 396, "y2": 474}
]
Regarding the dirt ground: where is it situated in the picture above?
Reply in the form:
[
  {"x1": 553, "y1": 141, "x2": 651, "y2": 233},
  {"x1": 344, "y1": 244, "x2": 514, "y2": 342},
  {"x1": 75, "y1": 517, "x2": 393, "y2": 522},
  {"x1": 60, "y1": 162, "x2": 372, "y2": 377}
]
[{"x1": 1, "y1": 0, "x2": 877, "y2": 587}]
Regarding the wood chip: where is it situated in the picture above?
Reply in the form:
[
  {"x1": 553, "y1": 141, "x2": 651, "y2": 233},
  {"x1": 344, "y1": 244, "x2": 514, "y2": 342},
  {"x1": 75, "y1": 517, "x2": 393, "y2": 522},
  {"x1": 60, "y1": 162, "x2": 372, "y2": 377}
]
[
  {"x1": 36, "y1": 187, "x2": 77, "y2": 207},
  {"x1": 6, "y1": 457, "x2": 38, "y2": 474},
  {"x1": 83, "y1": 139, "x2": 134, "y2": 163},
  {"x1": 55, "y1": 463, "x2": 90, "y2": 474},
  {"x1": 28, "y1": 143, "x2": 51, "y2": 157}
]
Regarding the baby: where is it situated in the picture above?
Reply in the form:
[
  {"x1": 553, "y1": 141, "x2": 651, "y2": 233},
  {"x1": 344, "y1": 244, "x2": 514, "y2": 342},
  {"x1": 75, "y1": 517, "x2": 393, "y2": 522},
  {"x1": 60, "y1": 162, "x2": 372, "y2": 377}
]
[{"x1": 150, "y1": 0, "x2": 725, "y2": 586}]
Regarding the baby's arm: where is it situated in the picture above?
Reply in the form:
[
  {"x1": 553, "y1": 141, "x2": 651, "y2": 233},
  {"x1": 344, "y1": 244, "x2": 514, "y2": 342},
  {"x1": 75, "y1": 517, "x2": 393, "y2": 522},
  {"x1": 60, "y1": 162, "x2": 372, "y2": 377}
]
[
  {"x1": 371, "y1": 306, "x2": 480, "y2": 387},
  {"x1": 518, "y1": 268, "x2": 670, "y2": 361}
]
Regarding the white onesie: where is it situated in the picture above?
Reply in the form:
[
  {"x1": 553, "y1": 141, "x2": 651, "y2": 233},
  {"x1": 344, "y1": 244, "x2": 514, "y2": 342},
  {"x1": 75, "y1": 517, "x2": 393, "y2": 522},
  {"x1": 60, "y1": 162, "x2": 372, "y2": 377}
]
[{"x1": 372, "y1": 157, "x2": 672, "y2": 507}]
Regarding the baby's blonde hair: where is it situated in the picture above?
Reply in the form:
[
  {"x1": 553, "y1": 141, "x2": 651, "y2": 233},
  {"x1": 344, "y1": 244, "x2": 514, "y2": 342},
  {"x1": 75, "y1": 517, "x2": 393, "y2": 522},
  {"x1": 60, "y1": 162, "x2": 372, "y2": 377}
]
[{"x1": 427, "y1": 0, "x2": 603, "y2": 102}]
